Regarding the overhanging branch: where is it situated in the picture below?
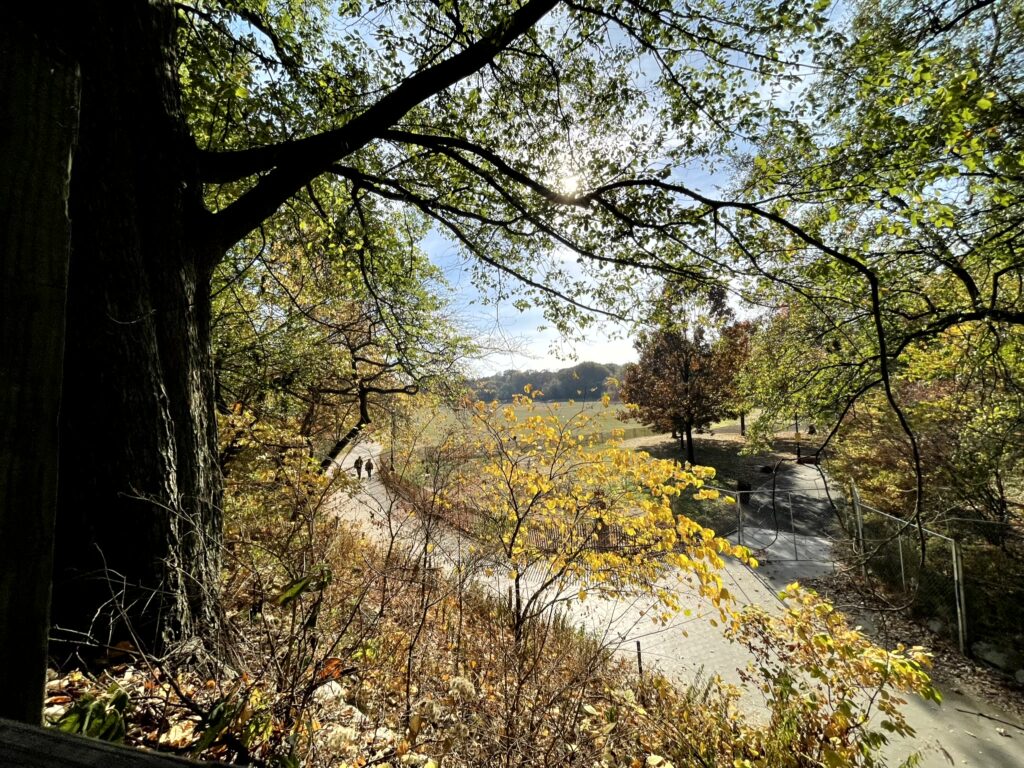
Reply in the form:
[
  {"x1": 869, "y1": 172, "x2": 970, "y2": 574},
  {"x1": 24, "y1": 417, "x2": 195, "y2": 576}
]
[{"x1": 203, "y1": 0, "x2": 562, "y2": 250}]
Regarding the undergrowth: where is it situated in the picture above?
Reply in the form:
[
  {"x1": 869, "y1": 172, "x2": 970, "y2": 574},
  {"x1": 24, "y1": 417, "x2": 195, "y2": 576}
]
[{"x1": 44, "y1": 416, "x2": 938, "y2": 768}]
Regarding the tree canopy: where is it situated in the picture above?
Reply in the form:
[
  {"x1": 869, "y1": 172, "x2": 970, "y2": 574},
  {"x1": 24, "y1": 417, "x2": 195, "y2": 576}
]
[
  {"x1": 469, "y1": 361, "x2": 623, "y2": 403},
  {"x1": 2, "y1": 0, "x2": 837, "y2": 716},
  {"x1": 733, "y1": 0, "x2": 1024, "y2": 532},
  {"x1": 620, "y1": 321, "x2": 749, "y2": 464}
]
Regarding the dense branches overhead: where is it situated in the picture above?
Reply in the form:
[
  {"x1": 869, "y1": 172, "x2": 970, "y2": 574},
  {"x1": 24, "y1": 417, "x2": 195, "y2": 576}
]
[
  {"x1": 735, "y1": 0, "x2": 1023, "y2": 507},
  {"x1": 695, "y1": 0, "x2": 1024, "y2": 566},
  {"x1": 178, "y1": 0, "x2": 1023, "y2": 353},
  {"x1": 174, "y1": 0, "x2": 839, "y2": 328},
  {"x1": 150, "y1": 0, "x2": 1024, "y2": 542}
]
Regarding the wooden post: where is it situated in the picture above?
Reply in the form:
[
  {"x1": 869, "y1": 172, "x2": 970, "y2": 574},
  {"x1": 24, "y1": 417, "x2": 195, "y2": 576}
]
[
  {"x1": 1, "y1": 717, "x2": 212, "y2": 766},
  {"x1": 850, "y1": 482, "x2": 867, "y2": 579},
  {"x1": 952, "y1": 539, "x2": 968, "y2": 655}
]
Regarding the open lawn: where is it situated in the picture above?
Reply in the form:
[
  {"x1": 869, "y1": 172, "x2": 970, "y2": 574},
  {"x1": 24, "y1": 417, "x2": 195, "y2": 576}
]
[
  {"x1": 408, "y1": 399, "x2": 655, "y2": 447},
  {"x1": 409, "y1": 399, "x2": 754, "y2": 448},
  {"x1": 405, "y1": 398, "x2": 813, "y2": 487}
]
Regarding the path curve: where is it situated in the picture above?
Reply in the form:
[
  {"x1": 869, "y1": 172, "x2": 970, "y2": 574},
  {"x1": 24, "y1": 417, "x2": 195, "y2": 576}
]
[{"x1": 326, "y1": 438, "x2": 1024, "y2": 767}]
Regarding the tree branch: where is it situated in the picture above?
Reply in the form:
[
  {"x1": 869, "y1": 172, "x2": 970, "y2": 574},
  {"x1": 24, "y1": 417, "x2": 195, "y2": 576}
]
[{"x1": 204, "y1": 0, "x2": 561, "y2": 249}]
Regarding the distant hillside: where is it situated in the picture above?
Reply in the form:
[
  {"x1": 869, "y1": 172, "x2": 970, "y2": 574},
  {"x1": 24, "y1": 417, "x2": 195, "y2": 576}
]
[{"x1": 470, "y1": 361, "x2": 624, "y2": 403}]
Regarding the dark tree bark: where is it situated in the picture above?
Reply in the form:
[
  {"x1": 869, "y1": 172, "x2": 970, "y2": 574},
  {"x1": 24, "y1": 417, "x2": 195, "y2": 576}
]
[
  {"x1": 683, "y1": 421, "x2": 695, "y2": 465},
  {"x1": 739, "y1": 411, "x2": 746, "y2": 437},
  {"x1": 49, "y1": 2, "x2": 223, "y2": 661},
  {"x1": 0, "y1": 17, "x2": 79, "y2": 721}
]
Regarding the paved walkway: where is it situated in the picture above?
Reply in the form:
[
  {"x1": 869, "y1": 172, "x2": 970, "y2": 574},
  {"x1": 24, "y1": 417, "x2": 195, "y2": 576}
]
[
  {"x1": 746, "y1": 461, "x2": 1024, "y2": 767},
  {"x1": 327, "y1": 441, "x2": 1024, "y2": 767}
]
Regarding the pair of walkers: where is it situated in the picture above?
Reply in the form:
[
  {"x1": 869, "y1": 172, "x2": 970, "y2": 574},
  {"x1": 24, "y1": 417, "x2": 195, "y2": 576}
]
[{"x1": 353, "y1": 455, "x2": 374, "y2": 480}]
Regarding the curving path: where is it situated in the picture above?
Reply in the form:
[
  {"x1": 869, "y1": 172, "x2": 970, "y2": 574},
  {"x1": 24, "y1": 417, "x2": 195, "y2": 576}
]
[{"x1": 326, "y1": 440, "x2": 1024, "y2": 767}]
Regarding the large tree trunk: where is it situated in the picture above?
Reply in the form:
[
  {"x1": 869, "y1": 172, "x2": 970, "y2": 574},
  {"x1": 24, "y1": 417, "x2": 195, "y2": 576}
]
[
  {"x1": 0, "y1": 17, "x2": 79, "y2": 722},
  {"x1": 50, "y1": 1, "x2": 223, "y2": 662}
]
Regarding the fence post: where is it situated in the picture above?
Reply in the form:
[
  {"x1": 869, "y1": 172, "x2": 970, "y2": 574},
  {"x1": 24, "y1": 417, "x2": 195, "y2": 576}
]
[
  {"x1": 789, "y1": 493, "x2": 799, "y2": 561},
  {"x1": 897, "y1": 533, "x2": 906, "y2": 591},
  {"x1": 850, "y1": 482, "x2": 866, "y2": 579},
  {"x1": 736, "y1": 483, "x2": 744, "y2": 548},
  {"x1": 952, "y1": 538, "x2": 968, "y2": 655}
]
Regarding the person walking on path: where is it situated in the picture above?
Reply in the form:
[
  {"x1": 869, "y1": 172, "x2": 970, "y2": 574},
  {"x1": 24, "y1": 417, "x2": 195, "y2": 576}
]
[
  {"x1": 354, "y1": 456, "x2": 364, "y2": 479},
  {"x1": 364, "y1": 458, "x2": 374, "y2": 479}
]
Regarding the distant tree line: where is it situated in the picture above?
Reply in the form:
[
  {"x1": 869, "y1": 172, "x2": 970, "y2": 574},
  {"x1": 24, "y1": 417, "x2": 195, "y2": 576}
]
[{"x1": 470, "y1": 361, "x2": 623, "y2": 403}]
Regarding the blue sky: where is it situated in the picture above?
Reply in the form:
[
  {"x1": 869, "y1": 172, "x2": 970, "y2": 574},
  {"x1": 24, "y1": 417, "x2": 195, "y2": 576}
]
[
  {"x1": 420, "y1": 158, "x2": 729, "y2": 377},
  {"x1": 421, "y1": 228, "x2": 639, "y2": 376},
  {"x1": 409, "y1": 2, "x2": 842, "y2": 378}
]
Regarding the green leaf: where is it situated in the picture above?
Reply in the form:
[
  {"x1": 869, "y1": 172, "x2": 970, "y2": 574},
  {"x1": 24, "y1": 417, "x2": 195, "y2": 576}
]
[
  {"x1": 277, "y1": 573, "x2": 315, "y2": 606},
  {"x1": 194, "y1": 699, "x2": 236, "y2": 754}
]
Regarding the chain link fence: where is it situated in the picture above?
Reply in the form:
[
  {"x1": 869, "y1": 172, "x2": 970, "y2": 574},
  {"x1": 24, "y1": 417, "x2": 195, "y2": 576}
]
[
  {"x1": 849, "y1": 486, "x2": 1024, "y2": 662},
  {"x1": 688, "y1": 475, "x2": 1023, "y2": 664},
  {"x1": 850, "y1": 493, "x2": 965, "y2": 650},
  {"x1": 953, "y1": 524, "x2": 1024, "y2": 662}
]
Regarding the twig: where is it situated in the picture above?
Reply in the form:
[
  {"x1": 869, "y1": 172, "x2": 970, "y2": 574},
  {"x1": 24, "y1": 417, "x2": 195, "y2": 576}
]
[{"x1": 954, "y1": 708, "x2": 1024, "y2": 731}]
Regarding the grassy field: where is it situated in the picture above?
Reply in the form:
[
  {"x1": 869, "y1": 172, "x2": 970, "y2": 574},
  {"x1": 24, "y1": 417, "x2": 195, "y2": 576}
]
[
  {"x1": 404, "y1": 399, "x2": 805, "y2": 538},
  {"x1": 407, "y1": 398, "x2": 656, "y2": 446},
  {"x1": 409, "y1": 396, "x2": 757, "y2": 444}
]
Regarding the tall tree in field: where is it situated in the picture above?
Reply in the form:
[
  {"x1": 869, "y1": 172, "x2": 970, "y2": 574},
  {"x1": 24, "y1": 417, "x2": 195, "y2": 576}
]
[
  {"x1": 620, "y1": 311, "x2": 748, "y2": 464},
  {"x1": 720, "y1": 320, "x2": 755, "y2": 435}
]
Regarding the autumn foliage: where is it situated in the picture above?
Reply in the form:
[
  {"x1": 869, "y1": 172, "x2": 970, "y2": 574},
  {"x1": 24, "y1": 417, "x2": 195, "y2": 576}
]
[
  {"x1": 41, "y1": 389, "x2": 940, "y2": 767},
  {"x1": 421, "y1": 391, "x2": 750, "y2": 638},
  {"x1": 619, "y1": 321, "x2": 751, "y2": 463}
]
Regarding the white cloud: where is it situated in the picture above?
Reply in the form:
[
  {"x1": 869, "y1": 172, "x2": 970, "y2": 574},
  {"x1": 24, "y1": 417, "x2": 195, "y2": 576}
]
[{"x1": 472, "y1": 321, "x2": 637, "y2": 375}]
